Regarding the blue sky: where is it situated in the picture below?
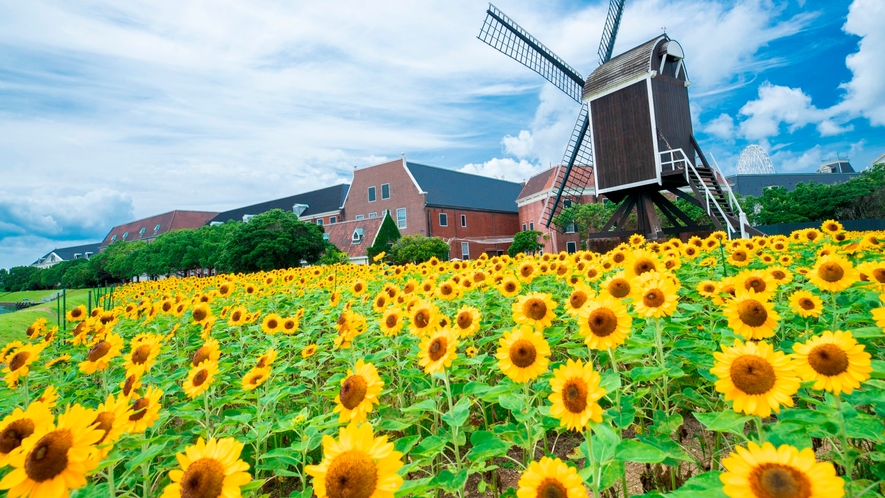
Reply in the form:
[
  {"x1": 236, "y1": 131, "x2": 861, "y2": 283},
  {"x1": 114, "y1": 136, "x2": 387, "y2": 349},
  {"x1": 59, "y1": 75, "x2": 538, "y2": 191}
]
[{"x1": 1, "y1": 0, "x2": 882, "y2": 269}]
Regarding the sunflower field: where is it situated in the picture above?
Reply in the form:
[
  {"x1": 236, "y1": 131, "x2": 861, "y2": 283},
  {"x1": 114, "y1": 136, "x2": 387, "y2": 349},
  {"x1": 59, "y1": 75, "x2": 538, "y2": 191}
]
[{"x1": 2, "y1": 223, "x2": 885, "y2": 498}]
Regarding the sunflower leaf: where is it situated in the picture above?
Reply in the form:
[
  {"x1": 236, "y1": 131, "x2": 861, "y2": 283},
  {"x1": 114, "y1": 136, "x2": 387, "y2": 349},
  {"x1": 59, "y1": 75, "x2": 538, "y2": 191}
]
[
  {"x1": 441, "y1": 396, "x2": 472, "y2": 428},
  {"x1": 693, "y1": 410, "x2": 753, "y2": 435}
]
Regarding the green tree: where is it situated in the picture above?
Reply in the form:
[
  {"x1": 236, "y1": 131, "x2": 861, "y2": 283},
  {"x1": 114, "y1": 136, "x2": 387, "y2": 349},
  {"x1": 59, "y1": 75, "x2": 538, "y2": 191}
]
[
  {"x1": 0, "y1": 268, "x2": 8, "y2": 291},
  {"x1": 101, "y1": 240, "x2": 147, "y2": 282},
  {"x1": 389, "y1": 235, "x2": 449, "y2": 264},
  {"x1": 218, "y1": 209, "x2": 326, "y2": 272},
  {"x1": 366, "y1": 213, "x2": 402, "y2": 263},
  {"x1": 508, "y1": 230, "x2": 544, "y2": 257},
  {"x1": 552, "y1": 201, "x2": 622, "y2": 246},
  {"x1": 4, "y1": 266, "x2": 41, "y2": 291},
  {"x1": 318, "y1": 242, "x2": 349, "y2": 265}
]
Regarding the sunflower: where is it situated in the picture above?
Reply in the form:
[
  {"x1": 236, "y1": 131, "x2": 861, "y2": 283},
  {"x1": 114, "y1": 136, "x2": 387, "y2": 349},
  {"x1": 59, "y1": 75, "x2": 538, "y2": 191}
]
[
  {"x1": 436, "y1": 279, "x2": 460, "y2": 300},
  {"x1": 465, "y1": 346, "x2": 478, "y2": 357},
  {"x1": 78, "y1": 332, "x2": 124, "y2": 374},
  {"x1": 601, "y1": 272, "x2": 632, "y2": 299},
  {"x1": 241, "y1": 367, "x2": 271, "y2": 391},
  {"x1": 301, "y1": 344, "x2": 318, "y2": 359},
  {"x1": 120, "y1": 373, "x2": 143, "y2": 398},
  {"x1": 0, "y1": 404, "x2": 103, "y2": 498},
  {"x1": 34, "y1": 385, "x2": 59, "y2": 408},
  {"x1": 183, "y1": 360, "x2": 219, "y2": 399},
  {"x1": 547, "y1": 359, "x2": 606, "y2": 432},
  {"x1": 417, "y1": 327, "x2": 459, "y2": 375},
  {"x1": 496, "y1": 326, "x2": 551, "y2": 383},
  {"x1": 631, "y1": 271, "x2": 680, "y2": 319},
  {"x1": 3, "y1": 343, "x2": 44, "y2": 389},
  {"x1": 305, "y1": 422, "x2": 403, "y2": 497},
  {"x1": 516, "y1": 456, "x2": 586, "y2": 498},
  {"x1": 497, "y1": 276, "x2": 522, "y2": 298},
  {"x1": 807, "y1": 254, "x2": 859, "y2": 292},
  {"x1": 125, "y1": 386, "x2": 163, "y2": 433},
  {"x1": 191, "y1": 303, "x2": 212, "y2": 325},
  {"x1": 723, "y1": 289, "x2": 780, "y2": 340},
  {"x1": 255, "y1": 348, "x2": 278, "y2": 369},
  {"x1": 379, "y1": 309, "x2": 404, "y2": 337},
  {"x1": 122, "y1": 334, "x2": 163, "y2": 377},
  {"x1": 91, "y1": 393, "x2": 132, "y2": 457},
  {"x1": 577, "y1": 295, "x2": 633, "y2": 350},
  {"x1": 734, "y1": 270, "x2": 777, "y2": 299},
  {"x1": 453, "y1": 306, "x2": 481, "y2": 338},
  {"x1": 768, "y1": 266, "x2": 793, "y2": 285},
  {"x1": 281, "y1": 316, "x2": 299, "y2": 334},
  {"x1": 788, "y1": 290, "x2": 823, "y2": 318},
  {"x1": 228, "y1": 306, "x2": 249, "y2": 326},
  {"x1": 624, "y1": 249, "x2": 662, "y2": 278},
  {"x1": 512, "y1": 292, "x2": 558, "y2": 331},
  {"x1": 563, "y1": 283, "x2": 595, "y2": 316},
  {"x1": 192, "y1": 338, "x2": 221, "y2": 367},
  {"x1": 697, "y1": 280, "x2": 719, "y2": 298},
  {"x1": 334, "y1": 360, "x2": 384, "y2": 424},
  {"x1": 711, "y1": 340, "x2": 800, "y2": 418},
  {"x1": 874, "y1": 306, "x2": 885, "y2": 329},
  {"x1": 0, "y1": 341, "x2": 24, "y2": 363},
  {"x1": 161, "y1": 437, "x2": 252, "y2": 498},
  {"x1": 792, "y1": 330, "x2": 872, "y2": 395},
  {"x1": 65, "y1": 305, "x2": 88, "y2": 322},
  {"x1": 858, "y1": 261, "x2": 885, "y2": 291},
  {"x1": 0, "y1": 402, "x2": 54, "y2": 467},
  {"x1": 720, "y1": 442, "x2": 844, "y2": 498},
  {"x1": 408, "y1": 301, "x2": 439, "y2": 337},
  {"x1": 351, "y1": 279, "x2": 368, "y2": 296}
]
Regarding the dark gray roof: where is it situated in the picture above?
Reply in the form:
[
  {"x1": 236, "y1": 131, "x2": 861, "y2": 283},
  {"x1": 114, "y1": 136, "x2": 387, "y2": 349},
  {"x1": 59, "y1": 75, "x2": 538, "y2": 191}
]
[
  {"x1": 33, "y1": 242, "x2": 101, "y2": 265},
  {"x1": 208, "y1": 184, "x2": 349, "y2": 224},
  {"x1": 726, "y1": 173, "x2": 860, "y2": 197},
  {"x1": 405, "y1": 162, "x2": 523, "y2": 213},
  {"x1": 584, "y1": 36, "x2": 663, "y2": 100}
]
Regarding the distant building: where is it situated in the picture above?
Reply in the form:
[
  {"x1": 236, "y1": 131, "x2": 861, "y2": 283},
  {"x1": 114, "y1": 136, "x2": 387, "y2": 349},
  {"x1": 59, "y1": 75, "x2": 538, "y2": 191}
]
[
  {"x1": 99, "y1": 210, "x2": 218, "y2": 250},
  {"x1": 817, "y1": 156, "x2": 855, "y2": 174},
  {"x1": 873, "y1": 152, "x2": 885, "y2": 166},
  {"x1": 207, "y1": 184, "x2": 350, "y2": 227},
  {"x1": 516, "y1": 165, "x2": 596, "y2": 254},
  {"x1": 32, "y1": 242, "x2": 102, "y2": 269},
  {"x1": 323, "y1": 218, "x2": 385, "y2": 265},
  {"x1": 727, "y1": 157, "x2": 861, "y2": 198},
  {"x1": 344, "y1": 158, "x2": 523, "y2": 259}
]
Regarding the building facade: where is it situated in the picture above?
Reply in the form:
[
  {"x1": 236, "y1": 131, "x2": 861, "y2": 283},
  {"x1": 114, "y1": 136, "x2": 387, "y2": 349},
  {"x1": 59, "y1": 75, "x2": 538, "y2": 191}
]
[
  {"x1": 208, "y1": 184, "x2": 349, "y2": 227},
  {"x1": 516, "y1": 165, "x2": 596, "y2": 254},
  {"x1": 99, "y1": 210, "x2": 218, "y2": 250},
  {"x1": 32, "y1": 242, "x2": 102, "y2": 269}
]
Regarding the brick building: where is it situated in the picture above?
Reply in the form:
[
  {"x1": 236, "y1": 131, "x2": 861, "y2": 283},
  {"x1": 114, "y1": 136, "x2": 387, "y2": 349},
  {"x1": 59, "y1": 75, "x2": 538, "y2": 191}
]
[
  {"x1": 516, "y1": 165, "x2": 596, "y2": 254},
  {"x1": 32, "y1": 242, "x2": 102, "y2": 269},
  {"x1": 208, "y1": 184, "x2": 350, "y2": 227},
  {"x1": 344, "y1": 158, "x2": 523, "y2": 259},
  {"x1": 324, "y1": 218, "x2": 385, "y2": 265},
  {"x1": 99, "y1": 210, "x2": 218, "y2": 250}
]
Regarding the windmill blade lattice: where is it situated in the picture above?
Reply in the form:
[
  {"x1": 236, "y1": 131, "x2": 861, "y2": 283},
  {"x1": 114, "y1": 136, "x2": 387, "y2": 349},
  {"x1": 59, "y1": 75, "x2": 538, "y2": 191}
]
[
  {"x1": 598, "y1": 0, "x2": 627, "y2": 65},
  {"x1": 478, "y1": 4, "x2": 585, "y2": 103},
  {"x1": 543, "y1": 103, "x2": 595, "y2": 228}
]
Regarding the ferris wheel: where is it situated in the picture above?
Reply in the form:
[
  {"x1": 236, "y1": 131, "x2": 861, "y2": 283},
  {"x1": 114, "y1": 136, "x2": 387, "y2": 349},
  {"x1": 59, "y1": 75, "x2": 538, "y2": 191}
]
[{"x1": 737, "y1": 145, "x2": 774, "y2": 174}]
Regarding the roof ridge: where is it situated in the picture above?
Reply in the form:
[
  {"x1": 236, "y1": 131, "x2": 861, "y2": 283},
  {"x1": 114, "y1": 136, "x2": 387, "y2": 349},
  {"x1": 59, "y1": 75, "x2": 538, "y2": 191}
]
[{"x1": 406, "y1": 161, "x2": 523, "y2": 185}]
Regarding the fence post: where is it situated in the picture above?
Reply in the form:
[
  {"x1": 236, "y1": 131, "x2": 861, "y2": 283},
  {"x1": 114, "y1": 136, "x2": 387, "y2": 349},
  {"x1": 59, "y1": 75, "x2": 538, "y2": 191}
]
[
  {"x1": 62, "y1": 289, "x2": 67, "y2": 331},
  {"x1": 56, "y1": 292, "x2": 61, "y2": 329},
  {"x1": 88, "y1": 290, "x2": 92, "y2": 315}
]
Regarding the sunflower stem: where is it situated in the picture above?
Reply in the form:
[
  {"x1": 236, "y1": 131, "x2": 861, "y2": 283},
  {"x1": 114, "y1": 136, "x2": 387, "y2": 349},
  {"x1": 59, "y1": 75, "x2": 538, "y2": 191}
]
[
  {"x1": 835, "y1": 394, "x2": 855, "y2": 497},
  {"x1": 830, "y1": 292, "x2": 839, "y2": 330},
  {"x1": 442, "y1": 369, "x2": 463, "y2": 473},
  {"x1": 653, "y1": 318, "x2": 670, "y2": 416},
  {"x1": 203, "y1": 389, "x2": 212, "y2": 438},
  {"x1": 585, "y1": 428, "x2": 601, "y2": 498},
  {"x1": 523, "y1": 380, "x2": 534, "y2": 467},
  {"x1": 22, "y1": 374, "x2": 29, "y2": 407},
  {"x1": 754, "y1": 416, "x2": 765, "y2": 444},
  {"x1": 106, "y1": 460, "x2": 116, "y2": 497}
]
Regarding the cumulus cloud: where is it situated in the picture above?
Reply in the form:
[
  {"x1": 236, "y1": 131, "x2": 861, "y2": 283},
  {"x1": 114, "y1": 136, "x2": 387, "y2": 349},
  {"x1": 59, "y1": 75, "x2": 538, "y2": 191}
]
[
  {"x1": 770, "y1": 146, "x2": 822, "y2": 173},
  {"x1": 0, "y1": 188, "x2": 134, "y2": 241},
  {"x1": 459, "y1": 158, "x2": 543, "y2": 183},
  {"x1": 737, "y1": 83, "x2": 826, "y2": 141},
  {"x1": 705, "y1": 113, "x2": 736, "y2": 140}
]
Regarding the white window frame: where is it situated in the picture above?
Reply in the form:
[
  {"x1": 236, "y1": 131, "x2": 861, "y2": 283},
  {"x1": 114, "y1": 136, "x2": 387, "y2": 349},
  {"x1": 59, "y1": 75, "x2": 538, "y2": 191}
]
[
  {"x1": 330, "y1": 216, "x2": 337, "y2": 224},
  {"x1": 566, "y1": 241, "x2": 577, "y2": 253},
  {"x1": 461, "y1": 242, "x2": 470, "y2": 260},
  {"x1": 316, "y1": 219, "x2": 324, "y2": 226},
  {"x1": 529, "y1": 222, "x2": 534, "y2": 231},
  {"x1": 369, "y1": 212, "x2": 377, "y2": 218},
  {"x1": 122, "y1": 232, "x2": 129, "y2": 239},
  {"x1": 396, "y1": 208, "x2": 407, "y2": 229},
  {"x1": 139, "y1": 227, "x2": 146, "y2": 236},
  {"x1": 565, "y1": 222, "x2": 576, "y2": 234},
  {"x1": 154, "y1": 224, "x2": 161, "y2": 231},
  {"x1": 461, "y1": 214, "x2": 467, "y2": 227},
  {"x1": 355, "y1": 215, "x2": 364, "y2": 220},
  {"x1": 522, "y1": 223, "x2": 527, "y2": 231},
  {"x1": 111, "y1": 235, "x2": 117, "y2": 242},
  {"x1": 381, "y1": 183, "x2": 390, "y2": 200},
  {"x1": 368, "y1": 186, "x2": 376, "y2": 202},
  {"x1": 439, "y1": 213, "x2": 448, "y2": 227}
]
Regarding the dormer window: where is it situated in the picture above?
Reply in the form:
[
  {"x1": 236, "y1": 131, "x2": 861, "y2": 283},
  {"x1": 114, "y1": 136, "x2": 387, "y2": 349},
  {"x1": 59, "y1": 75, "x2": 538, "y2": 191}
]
[
  {"x1": 74, "y1": 253, "x2": 82, "y2": 259},
  {"x1": 323, "y1": 233, "x2": 330, "y2": 241},
  {"x1": 111, "y1": 235, "x2": 117, "y2": 242},
  {"x1": 243, "y1": 214, "x2": 255, "y2": 223},
  {"x1": 85, "y1": 252, "x2": 93, "y2": 258},
  {"x1": 154, "y1": 224, "x2": 161, "y2": 231},
  {"x1": 352, "y1": 228, "x2": 364, "y2": 244},
  {"x1": 122, "y1": 232, "x2": 129, "y2": 239},
  {"x1": 139, "y1": 227, "x2": 146, "y2": 236}
]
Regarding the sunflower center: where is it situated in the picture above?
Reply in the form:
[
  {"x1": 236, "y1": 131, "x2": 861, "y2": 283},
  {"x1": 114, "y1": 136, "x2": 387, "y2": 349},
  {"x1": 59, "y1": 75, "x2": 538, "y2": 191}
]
[
  {"x1": 0, "y1": 418, "x2": 36, "y2": 454},
  {"x1": 267, "y1": 319, "x2": 278, "y2": 329},
  {"x1": 129, "y1": 398, "x2": 150, "y2": 421},
  {"x1": 131, "y1": 345, "x2": 151, "y2": 365},
  {"x1": 750, "y1": 463, "x2": 812, "y2": 498},
  {"x1": 440, "y1": 284, "x2": 454, "y2": 296},
  {"x1": 24, "y1": 429, "x2": 73, "y2": 482},
  {"x1": 509, "y1": 339, "x2": 537, "y2": 368},
  {"x1": 9, "y1": 351, "x2": 30, "y2": 371},
  {"x1": 325, "y1": 449, "x2": 378, "y2": 498},
  {"x1": 376, "y1": 297, "x2": 386, "y2": 309},
  {"x1": 415, "y1": 310, "x2": 430, "y2": 328},
  {"x1": 633, "y1": 258, "x2": 656, "y2": 275},
  {"x1": 561, "y1": 378, "x2": 589, "y2": 414},
  {"x1": 737, "y1": 300, "x2": 769, "y2": 327},
  {"x1": 504, "y1": 282, "x2": 517, "y2": 293},
  {"x1": 456, "y1": 312, "x2": 473, "y2": 329},
  {"x1": 192, "y1": 307, "x2": 208, "y2": 322},
  {"x1": 745, "y1": 278, "x2": 767, "y2": 293},
  {"x1": 88, "y1": 341, "x2": 112, "y2": 362},
  {"x1": 798, "y1": 298, "x2": 815, "y2": 310},
  {"x1": 730, "y1": 355, "x2": 777, "y2": 395},
  {"x1": 193, "y1": 347, "x2": 210, "y2": 367},
  {"x1": 772, "y1": 270, "x2": 786, "y2": 280},
  {"x1": 535, "y1": 477, "x2": 568, "y2": 498},
  {"x1": 71, "y1": 307, "x2": 83, "y2": 318},
  {"x1": 520, "y1": 265, "x2": 534, "y2": 278},
  {"x1": 818, "y1": 262, "x2": 845, "y2": 282},
  {"x1": 608, "y1": 279, "x2": 630, "y2": 298},
  {"x1": 339, "y1": 375, "x2": 369, "y2": 410},
  {"x1": 93, "y1": 411, "x2": 115, "y2": 445},
  {"x1": 733, "y1": 251, "x2": 748, "y2": 262},
  {"x1": 569, "y1": 291, "x2": 588, "y2": 310},
  {"x1": 428, "y1": 337, "x2": 448, "y2": 361},
  {"x1": 807, "y1": 343, "x2": 849, "y2": 377},
  {"x1": 702, "y1": 284, "x2": 716, "y2": 293},
  {"x1": 231, "y1": 311, "x2": 242, "y2": 322},
  {"x1": 354, "y1": 283, "x2": 363, "y2": 293},
  {"x1": 872, "y1": 268, "x2": 885, "y2": 283},
  {"x1": 193, "y1": 369, "x2": 209, "y2": 387},
  {"x1": 523, "y1": 299, "x2": 548, "y2": 321},
  {"x1": 612, "y1": 253, "x2": 626, "y2": 263},
  {"x1": 385, "y1": 314, "x2": 398, "y2": 328},
  {"x1": 643, "y1": 289, "x2": 665, "y2": 308},
  {"x1": 122, "y1": 375, "x2": 137, "y2": 396},
  {"x1": 587, "y1": 308, "x2": 618, "y2": 337},
  {"x1": 180, "y1": 457, "x2": 226, "y2": 498}
]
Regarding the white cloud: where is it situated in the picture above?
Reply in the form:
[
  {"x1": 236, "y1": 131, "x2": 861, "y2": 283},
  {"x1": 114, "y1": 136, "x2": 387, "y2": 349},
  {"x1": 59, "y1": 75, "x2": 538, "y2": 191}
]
[
  {"x1": 0, "y1": 188, "x2": 134, "y2": 241},
  {"x1": 770, "y1": 146, "x2": 821, "y2": 173},
  {"x1": 737, "y1": 83, "x2": 826, "y2": 141},
  {"x1": 459, "y1": 158, "x2": 542, "y2": 184},
  {"x1": 502, "y1": 131, "x2": 534, "y2": 159},
  {"x1": 833, "y1": 0, "x2": 885, "y2": 126},
  {"x1": 705, "y1": 113, "x2": 736, "y2": 140}
]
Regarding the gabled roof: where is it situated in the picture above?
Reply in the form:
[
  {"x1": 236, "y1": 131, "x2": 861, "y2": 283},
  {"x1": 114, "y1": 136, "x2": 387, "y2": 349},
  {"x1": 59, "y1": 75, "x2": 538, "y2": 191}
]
[
  {"x1": 405, "y1": 162, "x2": 523, "y2": 213},
  {"x1": 209, "y1": 184, "x2": 350, "y2": 224},
  {"x1": 100, "y1": 210, "x2": 218, "y2": 248},
  {"x1": 517, "y1": 165, "x2": 595, "y2": 202},
  {"x1": 32, "y1": 242, "x2": 102, "y2": 265},
  {"x1": 324, "y1": 218, "x2": 384, "y2": 261},
  {"x1": 873, "y1": 152, "x2": 885, "y2": 165},
  {"x1": 518, "y1": 168, "x2": 558, "y2": 200},
  {"x1": 584, "y1": 36, "x2": 663, "y2": 100}
]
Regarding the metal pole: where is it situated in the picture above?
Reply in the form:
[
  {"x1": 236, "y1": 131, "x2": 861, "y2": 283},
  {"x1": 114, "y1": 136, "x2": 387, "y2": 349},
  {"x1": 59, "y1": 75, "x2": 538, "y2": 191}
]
[
  {"x1": 87, "y1": 290, "x2": 92, "y2": 315},
  {"x1": 56, "y1": 292, "x2": 61, "y2": 329},
  {"x1": 62, "y1": 289, "x2": 66, "y2": 331}
]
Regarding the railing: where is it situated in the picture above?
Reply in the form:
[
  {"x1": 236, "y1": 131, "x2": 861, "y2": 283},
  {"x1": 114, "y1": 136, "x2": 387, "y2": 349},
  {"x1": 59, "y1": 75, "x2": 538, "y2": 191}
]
[
  {"x1": 709, "y1": 153, "x2": 749, "y2": 239},
  {"x1": 660, "y1": 148, "x2": 739, "y2": 237},
  {"x1": 659, "y1": 148, "x2": 691, "y2": 171}
]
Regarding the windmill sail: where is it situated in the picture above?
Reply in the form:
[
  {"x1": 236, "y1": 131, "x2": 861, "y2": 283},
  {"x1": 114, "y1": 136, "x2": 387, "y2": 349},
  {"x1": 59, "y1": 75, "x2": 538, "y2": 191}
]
[
  {"x1": 478, "y1": 4, "x2": 585, "y2": 103},
  {"x1": 543, "y1": 103, "x2": 595, "y2": 227},
  {"x1": 598, "y1": 0, "x2": 627, "y2": 65}
]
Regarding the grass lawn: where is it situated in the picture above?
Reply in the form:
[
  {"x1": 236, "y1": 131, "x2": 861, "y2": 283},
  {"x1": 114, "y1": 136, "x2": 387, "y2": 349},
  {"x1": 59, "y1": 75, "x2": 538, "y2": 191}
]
[
  {"x1": 0, "y1": 289, "x2": 91, "y2": 346},
  {"x1": 0, "y1": 290, "x2": 61, "y2": 303}
]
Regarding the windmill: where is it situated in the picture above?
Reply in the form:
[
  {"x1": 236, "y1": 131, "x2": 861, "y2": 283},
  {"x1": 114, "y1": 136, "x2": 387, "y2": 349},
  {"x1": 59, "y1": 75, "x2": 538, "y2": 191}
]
[{"x1": 478, "y1": 2, "x2": 760, "y2": 239}]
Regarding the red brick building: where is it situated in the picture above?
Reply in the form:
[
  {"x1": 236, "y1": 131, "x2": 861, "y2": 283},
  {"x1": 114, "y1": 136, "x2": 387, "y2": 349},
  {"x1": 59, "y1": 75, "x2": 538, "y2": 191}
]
[
  {"x1": 344, "y1": 158, "x2": 523, "y2": 259},
  {"x1": 516, "y1": 165, "x2": 596, "y2": 254},
  {"x1": 324, "y1": 218, "x2": 385, "y2": 265},
  {"x1": 99, "y1": 210, "x2": 218, "y2": 250}
]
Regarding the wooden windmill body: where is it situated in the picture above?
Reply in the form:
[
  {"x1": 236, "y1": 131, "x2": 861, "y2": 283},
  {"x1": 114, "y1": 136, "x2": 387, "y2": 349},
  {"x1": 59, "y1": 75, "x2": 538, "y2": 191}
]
[{"x1": 479, "y1": 3, "x2": 760, "y2": 239}]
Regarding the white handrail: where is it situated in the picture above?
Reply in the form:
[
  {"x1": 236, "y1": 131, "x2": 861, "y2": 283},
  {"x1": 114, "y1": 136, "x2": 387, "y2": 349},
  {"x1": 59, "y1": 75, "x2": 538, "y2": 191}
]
[
  {"x1": 708, "y1": 153, "x2": 749, "y2": 239},
  {"x1": 660, "y1": 148, "x2": 738, "y2": 237}
]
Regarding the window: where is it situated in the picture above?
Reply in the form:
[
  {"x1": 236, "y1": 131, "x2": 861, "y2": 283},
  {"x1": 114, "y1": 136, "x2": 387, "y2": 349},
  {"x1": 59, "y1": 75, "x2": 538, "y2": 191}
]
[
  {"x1": 154, "y1": 224, "x2": 161, "y2": 231},
  {"x1": 368, "y1": 186, "x2": 376, "y2": 202},
  {"x1": 323, "y1": 233, "x2": 330, "y2": 241},
  {"x1": 111, "y1": 235, "x2": 117, "y2": 242},
  {"x1": 381, "y1": 183, "x2": 390, "y2": 199},
  {"x1": 439, "y1": 213, "x2": 448, "y2": 227},
  {"x1": 565, "y1": 222, "x2": 576, "y2": 234},
  {"x1": 243, "y1": 214, "x2": 255, "y2": 222},
  {"x1": 352, "y1": 228, "x2": 364, "y2": 244},
  {"x1": 461, "y1": 242, "x2": 470, "y2": 260},
  {"x1": 529, "y1": 222, "x2": 534, "y2": 230},
  {"x1": 522, "y1": 223, "x2": 527, "y2": 231},
  {"x1": 85, "y1": 252, "x2": 93, "y2": 259},
  {"x1": 564, "y1": 199, "x2": 573, "y2": 208},
  {"x1": 316, "y1": 219, "x2": 324, "y2": 226},
  {"x1": 139, "y1": 227, "x2": 146, "y2": 236},
  {"x1": 355, "y1": 215, "x2": 365, "y2": 220},
  {"x1": 330, "y1": 216, "x2": 337, "y2": 224},
  {"x1": 74, "y1": 253, "x2": 82, "y2": 259},
  {"x1": 396, "y1": 208, "x2": 406, "y2": 229},
  {"x1": 566, "y1": 241, "x2": 577, "y2": 254},
  {"x1": 122, "y1": 232, "x2": 129, "y2": 239},
  {"x1": 369, "y1": 212, "x2": 377, "y2": 218},
  {"x1": 461, "y1": 214, "x2": 467, "y2": 227}
]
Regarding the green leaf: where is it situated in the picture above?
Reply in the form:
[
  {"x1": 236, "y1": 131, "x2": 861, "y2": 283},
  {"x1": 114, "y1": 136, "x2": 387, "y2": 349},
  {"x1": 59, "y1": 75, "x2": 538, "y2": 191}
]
[
  {"x1": 629, "y1": 366, "x2": 668, "y2": 382},
  {"x1": 767, "y1": 422, "x2": 812, "y2": 450},
  {"x1": 466, "y1": 431, "x2": 511, "y2": 463},
  {"x1": 413, "y1": 436, "x2": 446, "y2": 456},
  {"x1": 850, "y1": 327, "x2": 884, "y2": 338},
  {"x1": 652, "y1": 410, "x2": 683, "y2": 435},
  {"x1": 394, "y1": 435, "x2": 421, "y2": 456},
  {"x1": 870, "y1": 360, "x2": 885, "y2": 379},
  {"x1": 615, "y1": 439, "x2": 669, "y2": 463},
  {"x1": 613, "y1": 394, "x2": 637, "y2": 428},
  {"x1": 435, "y1": 469, "x2": 469, "y2": 493},
  {"x1": 125, "y1": 441, "x2": 168, "y2": 470},
  {"x1": 845, "y1": 412, "x2": 885, "y2": 442},
  {"x1": 395, "y1": 477, "x2": 434, "y2": 497},
  {"x1": 401, "y1": 399, "x2": 437, "y2": 413},
  {"x1": 441, "y1": 397, "x2": 472, "y2": 428},
  {"x1": 589, "y1": 423, "x2": 621, "y2": 464},
  {"x1": 693, "y1": 411, "x2": 752, "y2": 435},
  {"x1": 666, "y1": 471, "x2": 726, "y2": 497},
  {"x1": 498, "y1": 393, "x2": 525, "y2": 412},
  {"x1": 376, "y1": 418, "x2": 412, "y2": 431}
]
